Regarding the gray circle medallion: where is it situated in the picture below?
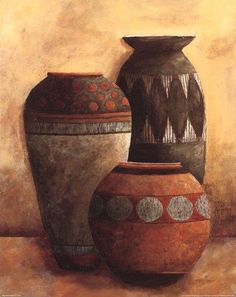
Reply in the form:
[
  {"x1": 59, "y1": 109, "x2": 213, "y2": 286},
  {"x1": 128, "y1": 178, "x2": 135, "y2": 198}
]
[
  {"x1": 195, "y1": 194, "x2": 210, "y2": 219},
  {"x1": 106, "y1": 196, "x2": 133, "y2": 221},
  {"x1": 89, "y1": 194, "x2": 104, "y2": 218},
  {"x1": 136, "y1": 197, "x2": 163, "y2": 222},
  {"x1": 167, "y1": 196, "x2": 193, "y2": 221}
]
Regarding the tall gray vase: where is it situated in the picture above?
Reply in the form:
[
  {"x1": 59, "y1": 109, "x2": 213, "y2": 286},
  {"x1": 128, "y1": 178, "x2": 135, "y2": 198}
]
[{"x1": 24, "y1": 72, "x2": 131, "y2": 270}]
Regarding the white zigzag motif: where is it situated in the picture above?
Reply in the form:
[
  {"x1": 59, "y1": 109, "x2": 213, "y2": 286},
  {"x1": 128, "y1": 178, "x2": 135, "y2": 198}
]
[{"x1": 120, "y1": 72, "x2": 206, "y2": 144}]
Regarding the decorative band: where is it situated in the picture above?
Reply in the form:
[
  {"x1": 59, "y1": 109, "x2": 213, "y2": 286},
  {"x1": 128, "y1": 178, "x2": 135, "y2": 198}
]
[
  {"x1": 52, "y1": 244, "x2": 97, "y2": 256},
  {"x1": 25, "y1": 121, "x2": 131, "y2": 135},
  {"x1": 118, "y1": 72, "x2": 206, "y2": 143},
  {"x1": 25, "y1": 111, "x2": 131, "y2": 123},
  {"x1": 133, "y1": 117, "x2": 206, "y2": 144},
  {"x1": 89, "y1": 193, "x2": 210, "y2": 223},
  {"x1": 120, "y1": 72, "x2": 204, "y2": 100}
]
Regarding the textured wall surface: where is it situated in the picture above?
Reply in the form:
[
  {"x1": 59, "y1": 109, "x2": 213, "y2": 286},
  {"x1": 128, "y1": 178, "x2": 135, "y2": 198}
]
[{"x1": 1, "y1": 0, "x2": 236, "y2": 236}]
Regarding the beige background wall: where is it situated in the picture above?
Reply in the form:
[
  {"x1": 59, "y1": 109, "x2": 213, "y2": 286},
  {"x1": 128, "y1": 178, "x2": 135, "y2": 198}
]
[{"x1": 1, "y1": 0, "x2": 236, "y2": 236}]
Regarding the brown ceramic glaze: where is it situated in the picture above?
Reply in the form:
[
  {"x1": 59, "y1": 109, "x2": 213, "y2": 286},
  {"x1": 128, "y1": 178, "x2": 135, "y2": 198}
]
[
  {"x1": 89, "y1": 162, "x2": 210, "y2": 279},
  {"x1": 24, "y1": 73, "x2": 131, "y2": 270}
]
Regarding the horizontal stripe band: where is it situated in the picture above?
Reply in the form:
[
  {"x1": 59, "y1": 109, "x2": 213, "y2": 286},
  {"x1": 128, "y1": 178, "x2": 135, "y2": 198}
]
[
  {"x1": 25, "y1": 121, "x2": 131, "y2": 135},
  {"x1": 25, "y1": 111, "x2": 131, "y2": 123}
]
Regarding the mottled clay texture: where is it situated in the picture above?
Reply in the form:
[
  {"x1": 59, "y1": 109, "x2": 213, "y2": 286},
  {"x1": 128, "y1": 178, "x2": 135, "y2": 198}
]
[
  {"x1": 0, "y1": 237, "x2": 236, "y2": 296},
  {"x1": 1, "y1": 1, "x2": 236, "y2": 236},
  {"x1": 26, "y1": 133, "x2": 130, "y2": 246},
  {"x1": 90, "y1": 165, "x2": 210, "y2": 275},
  {"x1": 91, "y1": 221, "x2": 210, "y2": 274}
]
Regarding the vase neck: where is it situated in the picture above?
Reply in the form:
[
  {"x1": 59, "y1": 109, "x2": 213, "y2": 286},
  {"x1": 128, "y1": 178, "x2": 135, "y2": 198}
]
[{"x1": 123, "y1": 36, "x2": 195, "y2": 53}]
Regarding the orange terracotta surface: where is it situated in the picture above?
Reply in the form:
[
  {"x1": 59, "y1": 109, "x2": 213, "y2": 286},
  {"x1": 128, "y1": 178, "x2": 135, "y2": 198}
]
[
  {"x1": 96, "y1": 171, "x2": 203, "y2": 196},
  {"x1": 91, "y1": 220, "x2": 210, "y2": 274},
  {"x1": 90, "y1": 163, "x2": 210, "y2": 276},
  {"x1": 0, "y1": 237, "x2": 236, "y2": 296}
]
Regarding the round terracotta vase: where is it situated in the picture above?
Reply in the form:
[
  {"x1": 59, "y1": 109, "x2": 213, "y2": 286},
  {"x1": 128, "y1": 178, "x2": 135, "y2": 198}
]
[
  {"x1": 117, "y1": 36, "x2": 206, "y2": 183},
  {"x1": 89, "y1": 162, "x2": 210, "y2": 279},
  {"x1": 24, "y1": 72, "x2": 131, "y2": 270}
]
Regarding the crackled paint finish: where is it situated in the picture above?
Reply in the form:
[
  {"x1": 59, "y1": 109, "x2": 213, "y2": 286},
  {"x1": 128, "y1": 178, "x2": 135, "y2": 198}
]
[{"x1": 26, "y1": 133, "x2": 130, "y2": 245}]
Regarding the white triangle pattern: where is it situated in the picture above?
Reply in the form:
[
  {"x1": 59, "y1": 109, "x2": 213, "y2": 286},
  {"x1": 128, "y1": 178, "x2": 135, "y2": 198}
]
[
  {"x1": 193, "y1": 73, "x2": 203, "y2": 93},
  {"x1": 178, "y1": 74, "x2": 189, "y2": 98},
  {"x1": 121, "y1": 72, "x2": 205, "y2": 143},
  {"x1": 161, "y1": 75, "x2": 173, "y2": 97},
  {"x1": 122, "y1": 73, "x2": 205, "y2": 99},
  {"x1": 135, "y1": 116, "x2": 201, "y2": 144},
  {"x1": 163, "y1": 117, "x2": 177, "y2": 143}
]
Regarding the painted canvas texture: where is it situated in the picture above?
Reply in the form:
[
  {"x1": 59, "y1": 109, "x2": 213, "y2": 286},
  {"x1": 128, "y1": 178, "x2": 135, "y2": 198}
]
[{"x1": 1, "y1": 0, "x2": 236, "y2": 296}]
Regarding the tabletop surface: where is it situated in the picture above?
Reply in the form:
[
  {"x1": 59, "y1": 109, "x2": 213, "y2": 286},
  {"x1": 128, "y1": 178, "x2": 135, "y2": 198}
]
[{"x1": 0, "y1": 237, "x2": 235, "y2": 297}]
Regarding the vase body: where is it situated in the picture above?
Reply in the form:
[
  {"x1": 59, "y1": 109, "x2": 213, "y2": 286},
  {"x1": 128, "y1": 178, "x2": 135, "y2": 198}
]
[
  {"x1": 24, "y1": 72, "x2": 131, "y2": 270},
  {"x1": 89, "y1": 162, "x2": 210, "y2": 278},
  {"x1": 117, "y1": 36, "x2": 206, "y2": 183}
]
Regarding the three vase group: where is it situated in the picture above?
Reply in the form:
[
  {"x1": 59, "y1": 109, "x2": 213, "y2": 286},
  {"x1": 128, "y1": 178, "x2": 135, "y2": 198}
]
[{"x1": 24, "y1": 36, "x2": 210, "y2": 277}]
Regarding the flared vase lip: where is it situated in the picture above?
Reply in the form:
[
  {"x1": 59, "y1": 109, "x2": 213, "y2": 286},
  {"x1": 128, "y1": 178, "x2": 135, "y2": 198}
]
[
  {"x1": 117, "y1": 162, "x2": 183, "y2": 170},
  {"x1": 123, "y1": 35, "x2": 195, "y2": 40},
  {"x1": 47, "y1": 72, "x2": 103, "y2": 78},
  {"x1": 123, "y1": 35, "x2": 195, "y2": 51}
]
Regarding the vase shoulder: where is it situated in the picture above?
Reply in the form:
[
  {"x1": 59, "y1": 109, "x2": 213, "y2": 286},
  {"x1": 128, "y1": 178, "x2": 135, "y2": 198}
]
[
  {"x1": 24, "y1": 72, "x2": 131, "y2": 129},
  {"x1": 120, "y1": 52, "x2": 196, "y2": 75},
  {"x1": 121, "y1": 36, "x2": 196, "y2": 75}
]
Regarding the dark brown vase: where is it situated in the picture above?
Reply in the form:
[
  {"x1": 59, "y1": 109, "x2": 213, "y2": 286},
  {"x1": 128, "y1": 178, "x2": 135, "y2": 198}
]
[
  {"x1": 117, "y1": 36, "x2": 206, "y2": 183},
  {"x1": 24, "y1": 72, "x2": 131, "y2": 270},
  {"x1": 89, "y1": 162, "x2": 210, "y2": 281}
]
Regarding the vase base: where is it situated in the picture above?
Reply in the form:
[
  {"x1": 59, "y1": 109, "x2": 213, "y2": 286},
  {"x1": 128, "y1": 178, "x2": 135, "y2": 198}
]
[{"x1": 54, "y1": 254, "x2": 100, "y2": 271}]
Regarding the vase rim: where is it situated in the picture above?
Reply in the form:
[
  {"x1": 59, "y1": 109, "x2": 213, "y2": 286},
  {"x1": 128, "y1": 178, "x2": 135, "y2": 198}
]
[
  {"x1": 47, "y1": 72, "x2": 103, "y2": 78},
  {"x1": 123, "y1": 36, "x2": 195, "y2": 52},
  {"x1": 117, "y1": 162, "x2": 183, "y2": 170},
  {"x1": 123, "y1": 35, "x2": 195, "y2": 39}
]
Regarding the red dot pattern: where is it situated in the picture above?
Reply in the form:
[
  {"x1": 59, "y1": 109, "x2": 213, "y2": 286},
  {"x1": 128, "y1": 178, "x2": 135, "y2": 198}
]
[
  {"x1": 111, "y1": 91, "x2": 119, "y2": 98},
  {"x1": 97, "y1": 93, "x2": 105, "y2": 101},
  {"x1": 105, "y1": 100, "x2": 116, "y2": 111},
  {"x1": 89, "y1": 102, "x2": 99, "y2": 112},
  {"x1": 100, "y1": 81, "x2": 110, "y2": 91},
  {"x1": 87, "y1": 83, "x2": 97, "y2": 93},
  {"x1": 122, "y1": 97, "x2": 129, "y2": 106},
  {"x1": 30, "y1": 76, "x2": 130, "y2": 114}
]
